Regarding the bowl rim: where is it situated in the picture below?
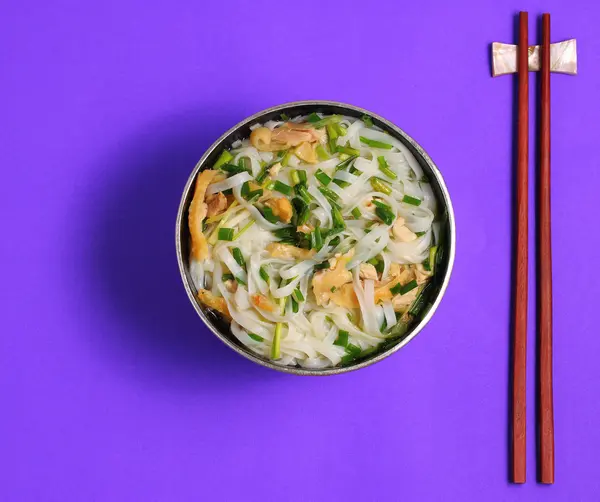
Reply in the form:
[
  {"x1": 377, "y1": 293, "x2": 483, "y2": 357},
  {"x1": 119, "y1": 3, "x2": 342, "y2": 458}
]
[{"x1": 175, "y1": 100, "x2": 456, "y2": 376}]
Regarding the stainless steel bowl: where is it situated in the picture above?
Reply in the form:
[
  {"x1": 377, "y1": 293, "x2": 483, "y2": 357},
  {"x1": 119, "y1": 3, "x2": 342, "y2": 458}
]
[{"x1": 176, "y1": 100, "x2": 456, "y2": 375}]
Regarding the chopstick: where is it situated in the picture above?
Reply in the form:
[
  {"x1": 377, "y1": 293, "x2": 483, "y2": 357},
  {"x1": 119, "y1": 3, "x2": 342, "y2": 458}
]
[
  {"x1": 539, "y1": 12, "x2": 555, "y2": 485},
  {"x1": 512, "y1": 10, "x2": 529, "y2": 485}
]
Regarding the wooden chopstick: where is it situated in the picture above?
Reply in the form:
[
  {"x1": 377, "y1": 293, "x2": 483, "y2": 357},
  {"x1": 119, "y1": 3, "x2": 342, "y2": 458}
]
[
  {"x1": 512, "y1": 10, "x2": 529, "y2": 485},
  {"x1": 539, "y1": 12, "x2": 555, "y2": 485}
]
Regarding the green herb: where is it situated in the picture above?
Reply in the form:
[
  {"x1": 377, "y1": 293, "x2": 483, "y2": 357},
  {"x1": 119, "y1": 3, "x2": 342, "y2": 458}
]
[
  {"x1": 370, "y1": 177, "x2": 392, "y2": 195},
  {"x1": 290, "y1": 170, "x2": 301, "y2": 186},
  {"x1": 372, "y1": 200, "x2": 395, "y2": 225},
  {"x1": 307, "y1": 112, "x2": 321, "y2": 123},
  {"x1": 330, "y1": 286, "x2": 337, "y2": 293},
  {"x1": 273, "y1": 226, "x2": 297, "y2": 241},
  {"x1": 233, "y1": 219, "x2": 255, "y2": 240},
  {"x1": 280, "y1": 112, "x2": 290, "y2": 121},
  {"x1": 337, "y1": 144, "x2": 360, "y2": 156},
  {"x1": 315, "y1": 144, "x2": 330, "y2": 161},
  {"x1": 351, "y1": 207, "x2": 362, "y2": 219},
  {"x1": 222, "y1": 273, "x2": 234, "y2": 282},
  {"x1": 311, "y1": 226, "x2": 323, "y2": 251},
  {"x1": 220, "y1": 163, "x2": 248, "y2": 174},
  {"x1": 315, "y1": 169, "x2": 332, "y2": 186},
  {"x1": 271, "y1": 323, "x2": 282, "y2": 359},
  {"x1": 318, "y1": 186, "x2": 340, "y2": 203},
  {"x1": 292, "y1": 288, "x2": 305, "y2": 303},
  {"x1": 292, "y1": 197, "x2": 309, "y2": 225},
  {"x1": 261, "y1": 206, "x2": 279, "y2": 224},
  {"x1": 329, "y1": 236, "x2": 341, "y2": 248},
  {"x1": 341, "y1": 354, "x2": 357, "y2": 365},
  {"x1": 333, "y1": 123, "x2": 347, "y2": 136},
  {"x1": 297, "y1": 169, "x2": 307, "y2": 185},
  {"x1": 362, "y1": 114, "x2": 374, "y2": 127},
  {"x1": 339, "y1": 153, "x2": 349, "y2": 161},
  {"x1": 218, "y1": 228, "x2": 234, "y2": 241},
  {"x1": 402, "y1": 194, "x2": 422, "y2": 206},
  {"x1": 248, "y1": 333, "x2": 264, "y2": 342},
  {"x1": 380, "y1": 317, "x2": 388, "y2": 331},
  {"x1": 291, "y1": 297, "x2": 299, "y2": 313},
  {"x1": 213, "y1": 150, "x2": 233, "y2": 170},
  {"x1": 222, "y1": 188, "x2": 233, "y2": 195},
  {"x1": 415, "y1": 231, "x2": 426, "y2": 237},
  {"x1": 335, "y1": 155, "x2": 358, "y2": 171},
  {"x1": 272, "y1": 180, "x2": 292, "y2": 196},
  {"x1": 346, "y1": 343, "x2": 361, "y2": 356},
  {"x1": 234, "y1": 276, "x2": 247, "y2": 286},
  {"x1": 334, "y1": 330, "x2": 349, "y2": 347},
  {"x1": 232, "y1": 248, "x2": 245, "y2": 267},
  {"x1": 428, "y1": 246, "x2": 438, "y2": 273},
  {"x1": 259, "y1": 266, "x2": 270, "y2": 283},
  {"x1": 314, "y1": 262, "x2": 330, "y2": 271},
  {"x1": 326, "y1": 123, "x2": 338, "y2": 152},
  {"x1": 360, "y1": 136, "x2": 393, "y2": 149},
  {"x1": 377, "y1": 156, "x2": 397, "y2": 179}
]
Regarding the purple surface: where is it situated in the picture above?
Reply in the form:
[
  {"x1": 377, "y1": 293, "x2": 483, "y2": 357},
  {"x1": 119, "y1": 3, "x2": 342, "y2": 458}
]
[{"x1": 1, "y1": 0, "x2": 599, "y2": 500}]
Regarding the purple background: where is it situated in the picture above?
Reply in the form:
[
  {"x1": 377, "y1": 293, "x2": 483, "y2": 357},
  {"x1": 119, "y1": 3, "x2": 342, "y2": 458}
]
[{"x1": 1, "y1": 0, "x2": 599, "y2": 500}]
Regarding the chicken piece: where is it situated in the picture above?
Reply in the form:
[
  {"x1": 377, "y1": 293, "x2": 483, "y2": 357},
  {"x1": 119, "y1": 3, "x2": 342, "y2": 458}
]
[
  {"x1": 250, "y1": 122, "x2": 324, "y2": 152},
  {"x1": 328, "y1": 283, "x2": 359, "y2": 309},
  {"x1": 266, "y1": 243, "x2": 316, "y2": 260},
  {"x1": 251, "y1": 294, "x2": 276, "y2": 312},
  {"x1": 295, "y1": 142, "x2": 318, "y2": 164},
  {"x1": 250, "y1": 127, "x2": 284, "y2": 151},
  {"x1": 312, "y1": 254, "x2": 353, "y2": 306},
  {"x1": 392, "y1": 217, "x2": 417, "y2": 242},
  {"x1": 281, "y1": 122, "x2": 327, "y2": 143},
  {"x1": 392, "y1": 287, "x2": 419, "y2": 312},
  {"x1": 374, "y1": 265, "x2": 415, "y2": 303},
  {"x1": 205, "y1": 192, "x2": 228, "y2": 218},
  {"x1": 271, "y1": 127, "x2": 314, "y2": 147},
  {"x1": 188, "y1": 169, "x2": 219, "y2": 260},
  {"x1": 359, "y1": 263, "x2": 379, "y2": 281},
  {"x1": 197, "y1": 289, "x2": 230, "y2": 319},
  {"x1": 265, "y1": 197, "x2": 293, "y2": 223},
  {"x1": 297, "y1": 223, "x2": 313, "y2": 234}
]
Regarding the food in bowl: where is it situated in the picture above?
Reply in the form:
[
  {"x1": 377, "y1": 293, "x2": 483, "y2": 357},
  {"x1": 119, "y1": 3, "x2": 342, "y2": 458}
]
[{"x1": 188, "y1": 113, "x2": 442, "y2": 369}]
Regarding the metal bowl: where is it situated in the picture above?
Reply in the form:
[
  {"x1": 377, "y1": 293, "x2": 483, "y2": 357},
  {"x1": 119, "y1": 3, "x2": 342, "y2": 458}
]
[{"x1": 176, "y1": 100, "x2": 455, "y2": 375}]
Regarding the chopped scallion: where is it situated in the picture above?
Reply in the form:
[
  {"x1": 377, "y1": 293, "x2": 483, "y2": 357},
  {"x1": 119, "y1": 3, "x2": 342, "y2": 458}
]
[
  {"x1": 248, "y1": 333, "x2": 264, "y2": 342},
  {"x1": 255, "y1": 165, "x2": 270, "y2": 184},
  {"x1": 307, "y1": 112, "x2": 321, "y2": 123},
  {"x1": 402, "y1": 194, "x2": 422, "y2": 206},
  {"x1": 346, "y1": 343, "x2": 361, "y2": 356},
  {"x1": 361, "y1": 115, "x2": 374, "y2": 127},
  {"x1": 280, "y1": 150, "x2": 291, "y2": 168},
  {"x1": 232, "y1": 248, "x2": 245, "y2": 267},
  {"x1": 337, "y1": 144, "x2": 360, "y2": 156},
  {"x1": 316, "y1": 144, "x2": 330, "y2": 161},
  {"x1": 222, "y1": 273, "x2": 234, "y2": 282},
  {"x1": 233, "y1": 219, "x2": 255, "y2": 240},
  {"x1": 218, "y1": 228, "x2": 234, "y2": 241},
  {"x1": 377, "y1": 156, "x2": 397, "y2": 179},
  {"x1": 326, "y1": 123, "x2": 338, "y2": 152},
  {"x1": 370, "y1": 177, "x2": 392, "y2": 195},
  {"x1": 241, "y1": 181, "x2": 250, "y2": 198},
  {"x1": 272, "y1": 180, "x2": 292, "y2": 196},
  {"x1": 428, "y1": 246, "x2": 438, "y2": 274},
  {"x1": 261, "y1": 206, "x2": 279, "y2": 224},
  {"x1": 271, "y1": 323, "x2": 282, "y2": 359},
  {"x1": 296, "y1": 185, "x2": 313, "y2": 205},
  {"x1": 331, "y1": 206, "x2": 346, "y2": 230},
  {"x1": 220, "y1": 163, "x2": 248, "y2": 174},
  {"x1": 360, "y1": 136, "x2": 393, "y2": 149},
  {"x1": 334, "y1": 330, "x2": 349, "y2": 347},
  {"x1": 213, "y1": 150, "x2": 233, "y2": 170},
  {"x1": 292, "y1": 288, "x2": 305, "y2": 303},
  {"x1": 290, "y1": 170, "x2": 301, "y2": 186},
  {"x1": 351, "y1": 207, "x2": 362, "y2": 219},
  {"x1": 310, "y1": 114, "x2": 341, "y2": 128},
  {"x1": 315, "y1": 169, "x2": 332, "y2": 186},
  {"x1": 259, "y1": 266, "x2": 269, "y2": 283},
  {"x1": 335, "y1": 155, "x2": 358, "y2": 171},
  {"x1": 332, "y1": 178, "x2": 350, "y2": 188}
]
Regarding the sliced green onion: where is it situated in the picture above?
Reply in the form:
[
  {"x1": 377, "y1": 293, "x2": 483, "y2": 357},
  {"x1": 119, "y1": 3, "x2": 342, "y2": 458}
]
[
  {"x1": 235, "y1": 276, "x2": 247, "y2": 286},
  {"x1": 311, "y1": 114, "x2": 341, "y2": 128},
  {"x1": 311, "y1": 227, "x2": 323, "y2": 251},
  {"x1": 255, "y1": 165, "x2": 270, "y2": 184},
  {"x1": 292, "y1": 288, "x2": 305, "y2": 303},
  {"x1": 339, "y1": 153, "x2": 349, "y2": 161},
  {"x1": 245, "y1": 189, "x2": 263, "y2": 203},
  {"x1": 297, "y1": 169, "x2": 307, "y2": 185},
  {"x1": 391, "y1": 280, "x2": 418, "y2": 296},
  {"x1": 330, "y1": 286, "x2": 337, "y2": 293},
  {"x1": 362, "y1": 115, "x2": 374, "y2": 127},
  {"x1": 370, "y1": 177, "x2": 392, "y2": 195},
  {"x1": 291, "y1": 297, "x2": 299, "y2": 313},
  {"x1": 307, "y1": 112, "x2": 321, "y2": 123},
  {"x1": 232, "y1": 247, "x2": 246, "y2": 267},
  {"x1": 335, "y1": 155, "x2": 358, "y2": 171},
  {"x1": 248, "y1": 333, "x2": 264, "y2": 342},
  {"x1": 333, "y1": 123, "x2": 347, "y2": 136},
  {"x1": 377, "y1": 156, "x2": 397, "y2": 179},
  {"x1": 372, "y1": 200, "x2": 395, "y2": 225},
  {"x1": 241, "y1": 181, "x2": 250, "y2": 198},
  {"x1": 326, "y1": 123, "x2": 338, "y2": 152},
  {"x1": 318, "y1": 186, "x2": 340, "y2": 203},
  {"x1": 360, "y1": 136, "x2": 393, "y2": 149},
  {"x1": 220, "y1": 163, "x2": 248, "y2": 174},
  {"x1": 331, "y1": 206, "x2": 346, "y2": 230},
  {"x1": 213, "y1": 150, "x2": 233, "y2": 170},
  {"x1": 280, "y1": 112, "x2": 290, "y2": 121},
  {"x1": 296, "y1": 185, "x2": 313, "y2": 205},
  {"x1": 341, "y1": 354, "x2": 356, "y2": 365},
  {"x1": 259, "y1": 265, "x2": 270, "y2": 283},
  {"x1": 428, "y1": 246, "x2": 438, "y2": 274},
  {"x1": 315, "y1": 144, "x2": 330, "y2": 161},
  {"x1": 332, "y1": 178, "x2": 350, "y2": 188},
  {"x1": 218, "y1": 228, "x2": 234, "y2": 241},
  {"x1": 337, "y1": 144, "x2": 360, "y2": 156},
  {"x1": 271, "y1": 323, "x2": 282, "y2": 359},
  {"x1": 280, "y1": 150, "x2": 291, "y2": 168},
  {"x1": 233, "y1": 219, "x2": 255, "y2": 240},
  {"x1": 290, "y1": 170, "x2": 301, "y2": 186},
  {"x1": 273, "y1": 226, "x2": 297, "y2": 241},
  {"x1": 402, "y1": 194, "x2": 422, "y2": 206},
  {"x1": 351, "y1": 207, "x2": 362, "y2": 219},
  {"x1": 315, "y1": 169, "x2": 332, "y2": 186},
  {"x1": 314, "y1": 262, "x2": 330, "y2": 271},
  {"x1": 222, "y1": 273, "x2": 234, "y2": 282},
  {"x1": 271, "y1": 180, "x2": 292, "y2": 196},
  {"x1": 261, "y1": 206, "x2": 279, "y2": 224},
  {"x1": 334, "y1": 330, "x2": 349, "y2": 347},
  {"x1": 346, "y1": 343, "x2": 361, "y2": 357}
]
